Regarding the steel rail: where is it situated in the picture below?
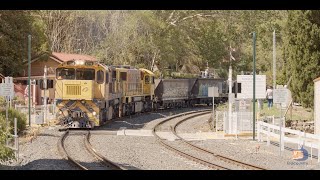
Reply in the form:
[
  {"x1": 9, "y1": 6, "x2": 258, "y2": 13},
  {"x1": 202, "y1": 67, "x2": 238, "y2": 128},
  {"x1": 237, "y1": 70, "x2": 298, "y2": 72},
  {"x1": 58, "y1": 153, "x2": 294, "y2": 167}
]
[
  {"x1": 84, "y1": 131, "x2": 125, "y2": 170},
  {"x1": 172, "y1": 113, "x2": 267, "y2": 170},
  {"x1": 58, "y1": 130, "x2": 88, "y2": 170},
  {"x1": 152, "y1": 110, "x2": 229, "y2": 170}
]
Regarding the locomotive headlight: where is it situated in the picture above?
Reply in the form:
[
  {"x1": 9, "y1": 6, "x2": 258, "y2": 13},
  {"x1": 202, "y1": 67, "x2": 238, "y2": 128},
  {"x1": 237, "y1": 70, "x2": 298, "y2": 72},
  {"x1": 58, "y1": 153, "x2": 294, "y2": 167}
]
[
  {"x1": 92, "y1": 111, "x2": 96, "y2": 116},
  {"x1": 75, "y1": 60, "x2": 85, "y2": 65}
]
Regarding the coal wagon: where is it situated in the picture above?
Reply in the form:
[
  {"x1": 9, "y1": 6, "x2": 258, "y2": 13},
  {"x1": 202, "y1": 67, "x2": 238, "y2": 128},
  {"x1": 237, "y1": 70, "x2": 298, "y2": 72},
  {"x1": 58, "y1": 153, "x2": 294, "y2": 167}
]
[{"x1": 154, "y1": 79, "x2": 196, "y2": 109}]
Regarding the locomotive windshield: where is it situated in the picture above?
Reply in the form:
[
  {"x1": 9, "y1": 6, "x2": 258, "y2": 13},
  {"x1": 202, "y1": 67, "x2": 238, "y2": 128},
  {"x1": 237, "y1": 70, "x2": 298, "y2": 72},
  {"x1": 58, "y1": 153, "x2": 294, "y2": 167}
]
[
  {"x1": 56, "y1": 68, "x2": 95, "y2": 80},
  {"x1": 56, "y1": 68, "x2": 75, "y2": 80},
  {"x1": 76, "y1": 68, "x2": 95, "y2": 80}
]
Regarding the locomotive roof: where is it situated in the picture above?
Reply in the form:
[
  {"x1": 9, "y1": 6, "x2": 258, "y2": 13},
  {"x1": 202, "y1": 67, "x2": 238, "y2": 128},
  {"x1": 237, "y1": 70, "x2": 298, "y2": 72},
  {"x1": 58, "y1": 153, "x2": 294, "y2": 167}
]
[
  {"x1": 139, "y1": 68, "x2": 154, "y2": 75},
  {"x1": 111, "y1": 65, "x2": 136, "y2": 69}
]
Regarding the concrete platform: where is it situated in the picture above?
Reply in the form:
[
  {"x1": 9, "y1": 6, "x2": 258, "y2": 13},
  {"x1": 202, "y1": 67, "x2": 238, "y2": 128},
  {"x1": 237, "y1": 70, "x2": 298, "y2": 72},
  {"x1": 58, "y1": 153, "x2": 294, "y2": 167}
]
[{"x1": 115, "y1": 129, "x2": 236, "y2": 141}]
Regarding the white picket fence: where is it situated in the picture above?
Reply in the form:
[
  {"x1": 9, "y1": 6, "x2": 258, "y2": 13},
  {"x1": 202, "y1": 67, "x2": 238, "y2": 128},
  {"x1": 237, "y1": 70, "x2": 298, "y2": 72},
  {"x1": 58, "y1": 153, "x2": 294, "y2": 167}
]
[{"x1": 257, "y1": 120, "x2": 320, "y2": 163}]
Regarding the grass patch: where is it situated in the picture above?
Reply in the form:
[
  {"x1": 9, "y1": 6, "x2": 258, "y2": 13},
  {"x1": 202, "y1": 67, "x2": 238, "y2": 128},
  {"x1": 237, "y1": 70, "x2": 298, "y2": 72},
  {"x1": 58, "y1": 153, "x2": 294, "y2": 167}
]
[{"x1": 216, "y1": 100, "x2": 313, "y2": 121}]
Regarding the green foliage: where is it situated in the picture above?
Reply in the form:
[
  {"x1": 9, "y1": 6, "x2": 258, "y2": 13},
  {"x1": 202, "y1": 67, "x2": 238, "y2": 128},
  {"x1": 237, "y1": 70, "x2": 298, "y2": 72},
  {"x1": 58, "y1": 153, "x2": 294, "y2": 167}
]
[
  {"x1": 0, "y1": 108, "x2": 27, "y2": 135},
  {"x1": 0, "y1": 10, "x2": 48, "y2": 76},
  {"x1": 0, "y1": 114, "x2": 14, "y2": 161},
  {"x1": 282, "y1": 10, "x2": 320, "y2": 108},
  {"x1": 0, "y1": 97, "x2": 5, "y2": 107},
  {"x1": 3, "y1": 10, "x2": 320, "y2": 108}
]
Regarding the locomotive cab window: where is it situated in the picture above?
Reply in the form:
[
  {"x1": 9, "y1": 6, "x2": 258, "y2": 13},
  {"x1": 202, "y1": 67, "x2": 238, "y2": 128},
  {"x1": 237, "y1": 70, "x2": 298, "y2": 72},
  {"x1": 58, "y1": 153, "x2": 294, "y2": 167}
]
[
  {"x1": 76, "y1": 69, "x2": 95, "y2": 80},
  {"x1": 112, "y1": 70, "x2": 116, "y2": 81},
  {"x1": 151, "y1": 76, "x2": 155, "y2": 84},
  {"x1": 145, "y1": 76, "x2": 150, "y2": 84},
  {"x1": 106, "y1": 72, "x2": 109, "y2": 83},
  {"x1": 120, "y1": 72, "x2": 127, "y2": 81},
  {"x1": 56, "y1": 68, "x2": 75, "y2": 80},
  {"x1": 97, "y1": 70, "x2": 104, "y2": 84}
]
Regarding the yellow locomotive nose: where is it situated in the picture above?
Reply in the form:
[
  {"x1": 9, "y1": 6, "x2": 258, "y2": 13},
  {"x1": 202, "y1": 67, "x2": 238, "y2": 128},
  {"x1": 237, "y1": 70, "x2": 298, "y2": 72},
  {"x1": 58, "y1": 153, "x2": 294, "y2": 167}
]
[{"x1": 61, "y1": 80, "x2": 94, "y2": 100}]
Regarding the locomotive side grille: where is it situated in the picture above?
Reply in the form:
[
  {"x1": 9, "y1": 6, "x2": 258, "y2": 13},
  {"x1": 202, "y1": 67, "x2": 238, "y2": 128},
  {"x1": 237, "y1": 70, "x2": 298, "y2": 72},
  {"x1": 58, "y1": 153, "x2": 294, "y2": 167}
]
[{"x1": 66, "y1": 85, "x2": 81, "y2": 96}]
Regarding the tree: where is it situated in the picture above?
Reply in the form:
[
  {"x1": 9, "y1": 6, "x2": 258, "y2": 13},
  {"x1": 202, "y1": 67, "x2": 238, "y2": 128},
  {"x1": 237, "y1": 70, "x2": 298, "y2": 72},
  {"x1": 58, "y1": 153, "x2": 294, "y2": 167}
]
[
  {"x1": 282, "y1": 10, "x2": 320, "y2": 107},
  {"x1": 0, "y1": 10, "x2": 47, "y2": 76}
]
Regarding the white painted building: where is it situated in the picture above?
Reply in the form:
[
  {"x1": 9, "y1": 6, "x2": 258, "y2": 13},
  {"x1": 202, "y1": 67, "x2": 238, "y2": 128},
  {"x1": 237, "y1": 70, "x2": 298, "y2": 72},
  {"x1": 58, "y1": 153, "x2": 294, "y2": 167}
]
[{"x1": 314, "y1": 77, "x2": 320, "y2": 135}]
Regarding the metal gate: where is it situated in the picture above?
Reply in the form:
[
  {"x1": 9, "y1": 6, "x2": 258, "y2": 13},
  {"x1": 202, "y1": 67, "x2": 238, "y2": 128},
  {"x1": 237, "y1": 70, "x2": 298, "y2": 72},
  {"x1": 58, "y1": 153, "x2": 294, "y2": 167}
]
[
  {"x1": 15, "y1": 104, "x2": 56, "y2": 125},
  {"x1": 216, "y1": 111, "x2": 254, "y2": 134}
]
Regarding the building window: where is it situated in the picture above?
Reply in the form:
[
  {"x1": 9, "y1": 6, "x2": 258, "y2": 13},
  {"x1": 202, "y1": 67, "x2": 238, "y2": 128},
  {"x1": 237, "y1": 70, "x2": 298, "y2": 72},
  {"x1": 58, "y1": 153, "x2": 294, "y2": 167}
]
[{"x1": 97, "y1": 70, "x2": 104, "y2": 84}]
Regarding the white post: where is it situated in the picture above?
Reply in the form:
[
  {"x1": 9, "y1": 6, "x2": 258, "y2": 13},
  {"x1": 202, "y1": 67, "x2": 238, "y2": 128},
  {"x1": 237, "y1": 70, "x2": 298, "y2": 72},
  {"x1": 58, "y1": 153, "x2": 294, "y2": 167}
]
[
  {"x1": 280, "y1": 103, "x2": 283, "y2": 154},
  {"x1": 257, "y1": 121, "x2": 260, "y2": 142},
  {"x1": 5, "y1": 96, "x2": 9, "y2": 146},
  {"x1": 228, "y1": 65, "x2": 232, "y2": 134},
  {"x1": 281, "y1": 125, "x2": 285, "y2": 151},
  {"x1": 310, "y1": 144, "x2": 313, "y2": 165},
  {"x1": 267, "y1": 125, "x2": 270, "y2": 146},
  {"x1": 14, "y1": 118, "x2": 18, "y2": 159},
  {"x1": 32, "y1": 82, "x2": 36, "y2": 105},
  {"x1": 212, "y1": 96, "x2": 215, "y2": 131},
  {"x1": 44, "y1": 66, "x2": 47, "y2": 124},
  {"x1": 272, "y1": 115, "x2": 275, "y2": 125},
  {"x1": 303, "y1": 132, "x2": 306, "y2": 147},
  {"x1": 298, "y1": 131, "x2": 302, "y2": 149},
  {"x1": 215, "y1": 112, "x2": 218, "y2": 132},
  {"x1": 318, "y1": 137, "x2": 320, "y2": 163},
  {"x1": 236, "y1": 112, "x2": 238, "y2": 140},
  {"x1": 273, "y1": 30, "x2": 276, "y2": 91}
]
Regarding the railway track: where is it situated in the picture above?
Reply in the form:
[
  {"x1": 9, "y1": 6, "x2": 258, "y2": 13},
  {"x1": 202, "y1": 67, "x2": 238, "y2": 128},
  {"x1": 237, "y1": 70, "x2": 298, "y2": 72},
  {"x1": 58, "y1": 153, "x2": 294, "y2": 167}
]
[
  {"x1": 58, "y1": 130, "x2": 124, "y2": 170},
  {"x1": 152, "y1": 110, "x2": 229, "y2": 170},
  {"x1": 172, "y1": 112, "x2": 266, "y2": 170},
  {"x1": 152, "y1": 110, "x2": 266, "y2": 170}
]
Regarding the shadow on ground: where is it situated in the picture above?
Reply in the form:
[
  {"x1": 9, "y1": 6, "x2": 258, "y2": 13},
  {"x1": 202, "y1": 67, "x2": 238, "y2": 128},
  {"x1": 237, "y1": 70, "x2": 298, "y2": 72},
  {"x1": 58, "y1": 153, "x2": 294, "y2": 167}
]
[
  {"x1": 94, "y1": 106, "x2": 210, "y2": 131},
  {"x1": 13, "y1": 158, "x2": 140, "y2": 170}
]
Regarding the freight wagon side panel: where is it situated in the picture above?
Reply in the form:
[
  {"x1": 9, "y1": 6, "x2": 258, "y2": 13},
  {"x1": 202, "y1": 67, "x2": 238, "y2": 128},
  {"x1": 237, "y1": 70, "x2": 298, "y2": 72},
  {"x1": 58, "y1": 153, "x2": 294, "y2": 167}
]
[
  {"x1": 191, "y1": 78, "x2": 226, "y2": 98},
  {"x1": 155, "y1": 79, "x2": 192, "y2": 101}
]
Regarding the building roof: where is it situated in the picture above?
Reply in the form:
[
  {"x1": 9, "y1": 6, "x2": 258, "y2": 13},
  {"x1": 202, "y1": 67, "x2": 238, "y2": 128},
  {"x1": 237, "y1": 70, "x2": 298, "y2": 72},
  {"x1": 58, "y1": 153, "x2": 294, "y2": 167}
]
[
  {"x1": 0, "y1": 73, "x2": 4, "y2": 79},
  {"x1": 51, "y1": 52, "x2": 97, "y2": 62},
  {"x1": 29, "y1": 51, "x2": 98, "y2": 64}
]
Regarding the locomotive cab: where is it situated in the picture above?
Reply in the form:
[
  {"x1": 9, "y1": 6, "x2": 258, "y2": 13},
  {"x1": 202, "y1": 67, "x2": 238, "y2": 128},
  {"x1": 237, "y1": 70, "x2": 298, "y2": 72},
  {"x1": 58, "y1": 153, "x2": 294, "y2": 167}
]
[{"x1": 55, "y1": 60, "x2": 105, "y2": 128}]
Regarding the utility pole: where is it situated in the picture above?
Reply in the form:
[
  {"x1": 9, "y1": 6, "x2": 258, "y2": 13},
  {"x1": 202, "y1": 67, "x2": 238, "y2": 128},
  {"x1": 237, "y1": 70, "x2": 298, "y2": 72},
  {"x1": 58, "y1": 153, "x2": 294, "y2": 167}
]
[
  {"x1": 273, "y1": 30, "x2": 276, "y2": 89},
  {"x1": 252, "y1": 32, "x2": 256, "y2": 140},
  {"x1": 28, "y1": 35, "x2": 31, "y2": 127}
]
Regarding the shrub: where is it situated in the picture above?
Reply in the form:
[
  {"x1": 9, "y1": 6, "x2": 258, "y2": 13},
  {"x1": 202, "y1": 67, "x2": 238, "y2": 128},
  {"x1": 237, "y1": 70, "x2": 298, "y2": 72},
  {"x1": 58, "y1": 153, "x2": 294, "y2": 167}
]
[
  {"x1": 0, "y1": 114, "x2": 14, "y2": 161},
  {"x1": 0, "y1": 108, "x2": 27, "y2": 135},
  {"x1": 0, "y1": 97, "x2": 5, "y2": 107}
]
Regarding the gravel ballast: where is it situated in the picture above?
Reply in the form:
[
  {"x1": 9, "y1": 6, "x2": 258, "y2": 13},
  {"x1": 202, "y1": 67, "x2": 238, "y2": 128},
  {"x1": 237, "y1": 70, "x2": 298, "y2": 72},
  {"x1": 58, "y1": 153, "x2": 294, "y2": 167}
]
[
  {"x1": 90, "y1": 135, "x2": 210, "y2": 170},
  {"x1": 1, "y1": 106, "x2": 319, "y2": 170},
  {"x1": 12, "y1": 126, "x2": 77, "y2": 170}
]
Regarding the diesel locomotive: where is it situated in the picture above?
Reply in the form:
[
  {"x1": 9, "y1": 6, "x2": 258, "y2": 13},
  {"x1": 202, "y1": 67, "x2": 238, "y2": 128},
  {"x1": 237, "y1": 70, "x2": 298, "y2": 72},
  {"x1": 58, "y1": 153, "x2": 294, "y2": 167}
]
[{"x1": 54, "y1": 59, "x2": 227, "y2": 128}]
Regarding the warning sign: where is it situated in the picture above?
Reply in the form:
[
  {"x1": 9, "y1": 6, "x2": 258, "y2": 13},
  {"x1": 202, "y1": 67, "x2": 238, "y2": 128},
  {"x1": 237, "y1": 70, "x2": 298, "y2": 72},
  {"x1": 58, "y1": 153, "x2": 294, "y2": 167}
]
[
  {"x1": 273, "y1": 89, "x2": 288, "y2": 104},
  {"x1": 0, "y1": 77, "x2": 14, "y2": 98}
]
